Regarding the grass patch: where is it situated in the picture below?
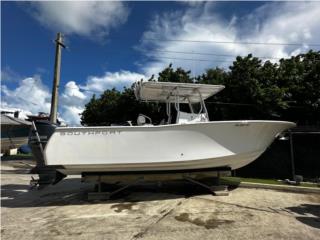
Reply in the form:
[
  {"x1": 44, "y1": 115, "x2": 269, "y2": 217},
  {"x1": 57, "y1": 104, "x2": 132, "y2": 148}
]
[
  {"x1": 221, "y1": 177, "x2": 319, "y2": 188},
  {"x1": 1, "y1": 153, "x2": 33, "y2": 161}
]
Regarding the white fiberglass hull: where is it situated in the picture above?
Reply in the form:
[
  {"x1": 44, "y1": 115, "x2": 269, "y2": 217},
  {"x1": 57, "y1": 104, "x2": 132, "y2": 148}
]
[{"x1": 44, "y1": 120, "x2": 295, "y2": 174}]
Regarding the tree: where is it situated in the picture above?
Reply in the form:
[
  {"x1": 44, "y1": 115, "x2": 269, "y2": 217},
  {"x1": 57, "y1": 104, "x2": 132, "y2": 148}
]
[
  {"x1": 278, "y1": 50, "x2": 320, "y2": 124},
  {"x1": 158, "y1": 63, "x2": 194, "y2": 83},
  {"x1": 199, "y1": 54, "x2": 269, "y2": 120},
  {"x1": 81, "y1": 52, "x2": 320, "y2": 126},
  {"x1": 197, "y1": 67, "x2": 230, "y2": 120}
]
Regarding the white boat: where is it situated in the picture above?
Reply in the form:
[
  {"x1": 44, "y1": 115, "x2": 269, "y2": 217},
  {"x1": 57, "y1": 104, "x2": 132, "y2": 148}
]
[{"x1": 30, "y1": 81, "x2": 295, "y2": 184}]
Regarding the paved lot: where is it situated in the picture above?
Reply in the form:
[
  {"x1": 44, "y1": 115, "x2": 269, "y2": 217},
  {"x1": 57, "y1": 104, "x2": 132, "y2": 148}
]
[{"x1": 1, "y1": 161, "x2": 320, "y2": 240}]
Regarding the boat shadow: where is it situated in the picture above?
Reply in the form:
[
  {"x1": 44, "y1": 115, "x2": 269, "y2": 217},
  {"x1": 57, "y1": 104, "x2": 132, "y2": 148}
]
[
  {"x1": 1, "y1": 178, "x2": 238, "y2": 208},
  {"x1": 285, "y1": 204, "x2": 320, "y2": 229}
]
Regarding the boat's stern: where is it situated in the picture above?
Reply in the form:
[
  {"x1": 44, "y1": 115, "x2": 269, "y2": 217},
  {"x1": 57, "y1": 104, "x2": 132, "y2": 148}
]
[{"x1": 28, "y1": 121, "x2": 66, "y2": 187}]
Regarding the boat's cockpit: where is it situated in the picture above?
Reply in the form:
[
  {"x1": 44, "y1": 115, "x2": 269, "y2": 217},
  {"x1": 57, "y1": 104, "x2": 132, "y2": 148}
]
[{"x1": 134, "y1": 81, "x2": 225, "y2": 126}]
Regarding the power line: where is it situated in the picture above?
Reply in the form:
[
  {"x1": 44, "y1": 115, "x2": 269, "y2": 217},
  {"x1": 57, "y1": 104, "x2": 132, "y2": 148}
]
[
  {"x1": 67, "y1": 45, "x2": 318, "y2": 63},
  {"x1": 151, "y1": 56, "x2": 234, "y2": 62},
  {"x1": 148, "y1": 51, "x2": 320, "y2": 63},
  {"x1": 152, "y1": 50, "x2": 283, "y2": 60},
  {"x1": 74, "y1": 47, "x2": 269, "y2": 60},
  {"x1": 144, "y1": 38, "x2": 320, "y2": 47},
  {"x1": 106, "y1": 48, "x2": 318, "y2": 62}
]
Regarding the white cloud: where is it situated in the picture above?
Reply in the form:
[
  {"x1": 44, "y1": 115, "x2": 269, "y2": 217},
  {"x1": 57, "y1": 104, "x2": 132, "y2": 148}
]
[
  {"x1": 1, "y1": 71, "x2": 147, "y2": 126},
  {"x1": 60, "y1": 105, "x2": 84, "y2": 127},
  {"x1": 1, "y1": 76, "x2": 51, "y2": 115},
  {"x1": 28, "y1": 1, "x2": 129, "y2": 39},
  {"x1": 57, "y1": 81, "x2": 88, "y2": 125},
  {"x1": 57, "y1": 70, "x2": 147, "y2": 125},
  {"x1": 61, "y1": 70, "x2": 147, "y2": 124},
  {"x1": 139, "y1": 2, "x2": 320, "y2": 76},
  {"x1": 61, "y1": 81, "x2": 87, "y2": 105},
  {"x1": 83, "y1": 70, "x2": 147, "y2": 92}
]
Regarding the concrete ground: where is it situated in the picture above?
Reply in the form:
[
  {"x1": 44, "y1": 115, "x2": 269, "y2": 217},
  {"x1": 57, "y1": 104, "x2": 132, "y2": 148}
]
[{"x1": 1, "y1": 160, "x2": 320, "y2": 240}]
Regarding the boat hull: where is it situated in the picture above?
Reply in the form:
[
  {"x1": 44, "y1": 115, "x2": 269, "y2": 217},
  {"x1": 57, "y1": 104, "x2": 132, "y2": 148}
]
[{"x1": 44, "y1": 120, "x2": 295, "y2": 174}]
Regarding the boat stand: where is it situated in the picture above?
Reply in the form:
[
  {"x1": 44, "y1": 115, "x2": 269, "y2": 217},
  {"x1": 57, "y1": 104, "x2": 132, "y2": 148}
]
[
  {"x1": 84, "y1": 170, "x2": 230, "y2": 200},
  {"x1": 87, "y1": 177, "x2": 144, "y2": 201},
  {"x1": 183, "y1": 176, "x2": 229, "y2": 196}
]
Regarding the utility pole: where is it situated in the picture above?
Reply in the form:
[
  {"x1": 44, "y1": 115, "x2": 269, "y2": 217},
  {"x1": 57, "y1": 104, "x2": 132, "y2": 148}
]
[{"x1": 50, "y1": 32, "x2": 66, "y2": 124}]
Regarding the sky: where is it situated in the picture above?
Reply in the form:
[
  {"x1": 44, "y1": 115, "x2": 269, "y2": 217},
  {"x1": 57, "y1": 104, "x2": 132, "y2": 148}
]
[{"x1": 1, "y1": 1, "x2": 320, "y2": 125}]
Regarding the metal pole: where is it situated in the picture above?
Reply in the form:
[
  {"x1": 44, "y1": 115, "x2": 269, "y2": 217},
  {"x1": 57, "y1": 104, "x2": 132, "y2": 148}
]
[
  {"x1": 289, "y1": 130, "x2": 296, "y2": 180},
  {"x1": 49, "y1": 32, "x2": 65, "y2": 124}
]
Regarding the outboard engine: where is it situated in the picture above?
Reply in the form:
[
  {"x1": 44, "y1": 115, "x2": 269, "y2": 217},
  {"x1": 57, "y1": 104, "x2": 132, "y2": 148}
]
[{"x1": 29, "y1": 120, "x2": 66, "y2": 187}]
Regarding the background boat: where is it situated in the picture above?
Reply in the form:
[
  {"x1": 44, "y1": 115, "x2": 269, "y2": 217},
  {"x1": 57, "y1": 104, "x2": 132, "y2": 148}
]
[{"x1": 1, "y1": 113, "x2": 31, "y2": 153}]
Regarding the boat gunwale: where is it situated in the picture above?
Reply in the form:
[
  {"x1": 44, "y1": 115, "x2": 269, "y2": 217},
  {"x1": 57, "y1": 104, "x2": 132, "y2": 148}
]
[{"x1": 55, "y1": 120, "x2": 296, "y2": 131}]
